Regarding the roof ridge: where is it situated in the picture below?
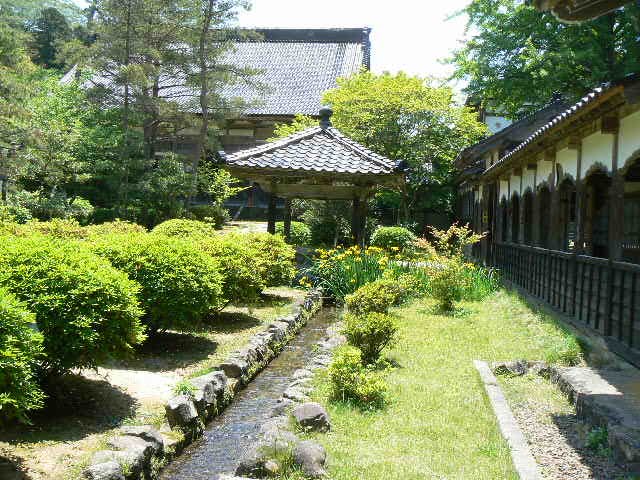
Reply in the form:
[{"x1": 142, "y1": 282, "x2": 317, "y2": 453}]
[{"x1": 223, "y1": 126, "x2": 322, "y2": 161}]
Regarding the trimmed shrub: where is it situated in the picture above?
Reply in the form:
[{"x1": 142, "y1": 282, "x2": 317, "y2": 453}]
[
  {"x1": 85, "y1": 220, "x2": 147, "y2": 237},
  {"x1": 343, "y1": 312, "x2": 398, "y2": 364},
  {"x1": 244, "y1": 233, "x2": 296, "y2": 287},
  {"x1": 370, "y1": 226, "x2": 416, "y2": 253},
  {"x1": 151, "y1": 218, "x2": 216, "y2": 238},
  {"x1": 16, "y1": 219, "x2": 87, "y2": 239},
  {"x1": 345, "y1": 277, "x2": 403, "y2": 316},
  {"x1": 90, "y1": 234, "x2": 225, "y2": 333},
  {"x1": 328, "y1": 345, "x2": 387, "y2": 408},
  {"x1": 0, "y1": 289, "x2": 45, "y2": 424},
  {"x1": 275, "y1": 221, "x2": 312, "y2": 245},
  {"x1": 0, "y1": 204, "x2": 31, "y2": 224},
  {"x1": 199, "y1": 234, "x2": 266, "y2": 305},
  {"x1": 428, "y1": 257, "x2": 473, "y2": 312},
  {"x1": 188, "y1": 204, "x2": 230, "y2": 229},
  {"x1": 0, "y1": 236, "x2": 145, "y2": 376}
]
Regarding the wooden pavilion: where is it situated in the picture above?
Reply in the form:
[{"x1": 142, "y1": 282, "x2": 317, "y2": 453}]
[{"x1": 219, "y1": 107, "x2": 405, "y2": 245}]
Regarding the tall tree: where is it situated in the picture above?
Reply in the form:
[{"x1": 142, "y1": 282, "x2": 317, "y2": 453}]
[
  {"x1": 450, "y1": 0, "x2": 640, "y2": 118},
  {"x1": 32, "y1": 7, "x2": 72, "y2": 68}
]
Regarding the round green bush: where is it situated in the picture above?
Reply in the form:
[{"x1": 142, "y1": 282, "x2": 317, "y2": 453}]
[
  {"x1": 151, "y1": 219, "x2": 216, "y2": 238},
  {"x1": 328, "y1": 345, "x2": 387, "y2": 408},
  {"x1": 199, "y1": 234, "x2": 266, "y2": 305},
  {"x1": 370, "y1": 226, "x2": 417, "y2": 252},
  {"x1": 342, "y1": 312, "x2": 398, "y2": 364},
  {"x1": 14, "y1": 219, "x2": 88, "y2": 239},
  {"x1": 90, "y1": 234, "x2": 225, "y2": 333},
  {"x1": 0, "y1": 289, "x2": 45, "y2": 424},
  {"x1": 344, "y1": 278, "x2": 403, "y2": 316},
  {"x1": 275, "y1": 221, "x2": 312, "y2": 246},
  {"x1": 244, "y1": 233, "x2": 296, "y2": 287},
  {"x1": 0, "y1": 236, "x2": 145, "y2": 376}
]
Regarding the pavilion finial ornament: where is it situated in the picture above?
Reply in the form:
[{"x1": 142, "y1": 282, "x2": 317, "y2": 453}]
[{"x1": 319, "y1": 106, "x2": 333, "y2": 129}]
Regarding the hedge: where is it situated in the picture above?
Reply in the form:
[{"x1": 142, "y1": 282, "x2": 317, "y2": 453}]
[
  {"x1": 243, "y1": 232, "x2": 296, "y2": 287},
  {"x1": 275, "y1": 221, "x2": 312, "y2": 245},
  {"x1": 151, "y1": 219, "x2": 216, "y2": 238},
  {"x1": 90, "y1": 234, "x2": 225, "y2": 333},
  {"x1": 0, "y1": 236, "x2": 145, "y2": 376},
  {"x1": 370, "y1": 226, "x2": 416, "y2": 253},
  {"x1": 0, "y1": 289, "x2": 45, "y2": 423}
]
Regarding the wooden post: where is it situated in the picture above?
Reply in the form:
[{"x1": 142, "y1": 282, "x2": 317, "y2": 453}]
[
  {"x1": 267, "y1": 193, "x2": 277, "y2": 235},
  {"x1": 283, "y1": 198, "x2": 292, "y2": 242},
  {"x1": 352, "y1": 197, "x2": 367, "y2": 247}
]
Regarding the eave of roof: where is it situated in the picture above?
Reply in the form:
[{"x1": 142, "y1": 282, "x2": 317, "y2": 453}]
[
  {"x1": 483, "y1": 72, "x2": 640, "y2": 178},
  {"x1": 220, "y1": 125, "x2": 402, "y2": 177},
  {"x1": 533, "y1": 0, "x2": 629, "y2": 22}
]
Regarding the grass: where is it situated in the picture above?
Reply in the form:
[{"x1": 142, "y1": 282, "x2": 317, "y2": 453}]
[
  {"x1": 0, "y1": 286, "x2": 305, "y2": 480},
  {"x1": 292, "y1": 289, "x2": 583, "y2": 480}
]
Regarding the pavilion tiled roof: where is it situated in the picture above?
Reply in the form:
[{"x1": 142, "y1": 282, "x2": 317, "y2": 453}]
[{"x1": 219, "y1": 124, "x2": 401, "y2": 176}]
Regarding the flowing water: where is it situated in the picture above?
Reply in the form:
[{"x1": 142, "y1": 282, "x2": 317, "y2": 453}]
[{"x1": 160, "y1": 307, "x2": 336, "y2": 480}]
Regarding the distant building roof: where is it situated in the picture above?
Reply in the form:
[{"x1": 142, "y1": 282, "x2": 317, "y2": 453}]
[
  {"x1": 63, "y1": 27, "x2": 370, "y2": 117},
  {"x1": 220, "y1": 109, "x2": 401, "y2": 177}
]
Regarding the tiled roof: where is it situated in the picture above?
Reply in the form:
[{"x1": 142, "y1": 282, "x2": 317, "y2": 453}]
[
  {"x1": 483, "y1": 73, "x2": 640, "y2": 176},
  {"x1": 64, "y1": 28, "x2": 368, "y2": 117},
  {"x1": 220, "y1": 125, "x2": 401, "y2": 175}
]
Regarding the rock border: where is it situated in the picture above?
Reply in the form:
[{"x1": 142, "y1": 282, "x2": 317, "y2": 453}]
[
  {"x1": 475, "y1": 360, "x2": 543, "y2": 480},
  {"x1": 83, "y1": 289, "x2": 323, "y2": 480},
  {"x1": 232, "y1": 319, "x2": 346, "y2": 479}
]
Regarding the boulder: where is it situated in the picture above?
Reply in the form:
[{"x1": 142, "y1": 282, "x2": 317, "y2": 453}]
[
  {"x1": 293, "y1": 403, "x2": 331, "y2": 432},
  {"x1": 120, "y1": 425, "x2": 164, "y2": 455},
  {"x1": 293, "y1": 440, "x2": 327, "y2": 478},
  {"x1": 83, "y1": 461, "x2": 125, "y2": 480},
  {"x1": 189, "y1": 375, "x2": 219, "y2": 419},
  {"x1": 221, "y1": 358, "x2": 248, "y2": 379},
  {"x1": 292, "y1": 369, "x2": 313, "y2": 380},
  {"x1": 283, "y1": 387, "x2": 309, "y2": 403},
  {"x1": 279, "y1": 314, "x2": 298, "y2": 326},
  {"x1": 235, "y1": 448, "x2": 272, "y2": 478},
  {"x1": 528, "y1": 361, "x2": 551, "y2": 377},
  {"x1": 165, "y1": 394, "x2": 199, "y2": 429},
  {"x1": 106, "y1": 435, "x2": 155, "y2": 463},
  {"x1": 270, "y1": 398, "x2": 294, "y2": 417},
  {"x1": 90, "y1": 450, "x2": 144, "y2": 476}
]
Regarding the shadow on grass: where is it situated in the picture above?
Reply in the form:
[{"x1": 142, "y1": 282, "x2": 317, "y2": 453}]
[
  {"x1": 257, "y1": 291, "x2": 295, "y2": 308},
  {"x1": 0, "y1": 454, "x2": 27, "y2": 480},
  {"x1": 0, "y1": 374, "x2": 136, "y2": 445},
  {"x1": 208, "y1": 311, "x2": 264, "y2": 332}
]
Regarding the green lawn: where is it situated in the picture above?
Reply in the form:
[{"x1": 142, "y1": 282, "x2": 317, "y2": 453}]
[{"x1": 305, "y1": 290, "x2": 583, "y2": 480}]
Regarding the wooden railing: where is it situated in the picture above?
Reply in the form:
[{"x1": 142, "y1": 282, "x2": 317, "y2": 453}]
[{"x1": 493, "y1": 242, "x2": 640, "y2": 363}]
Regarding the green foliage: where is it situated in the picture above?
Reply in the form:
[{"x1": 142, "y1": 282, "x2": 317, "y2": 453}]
[
  {"x1": 10, "y1": 190, "x2": 95, "y2": 223},
  {"x1": 0, "y1": 289, "x2": 45, "y2": 424},
  {"x1": 14, "y1": 218, "x2": 87, "y2": 238},
  {"x1": 450, "y1": 1, "x2": 640, "y2": 118},
  {"x1": 586, "y1": 427, "x2": 611, "y2": 457},
  {"x1": 268, "y1": 114, "x2": 317, "y2": 141},
  {"x1": 151, "y1": 218, "x2": 215, "y2": 238},
  {"x1": 428, "y1": 257, "x2": 474, "y2": 312},
  {"x1": 90, "y1": 233, "x2": 224, "y2": 333},
  {"x1": 323, "y1": 71, "x2": 488, "y2": 219},
  {"x1": 370, "y1": 226, "x2": 417, "y2": 253},
  {"x1": 187, "y1": 204, "x2": 229, "y2": 230},
  {"x1": 84, "y1": 220, "x2": 147, "y2": 237},
  {"x1": 297, "y1": 199, "x2": 352, "y2": 246},
  {"x1": 0, "y1": 204, "x2": 31, "y2": 224},
  {"x1": 429, "y1": 223, "x2": 485, "y2": 258},
  {"x1": 309, "y1": 246, "x2": 387, "y2": 300},
  {"x1": 32, "y1": 7, "x2": 72, "y2": 68},
  {"x1": 0, "y1": 235, "x2": 145, "y2": 376},
  {"x1": 345, "y1": 278, "x2": 403, "y2": 316},
  {"x1": 342, "y1": 312, "x2": 398, "y2": 365},
  {"x1": 199, "y1": 234, "x2": 266, "y2": 306},
  {"x1": 275, "y1": 221, "x2": 311, "y2": 245},
  {"x1": 544, "y1": 333, "x2": 582, "y2": 366},
  {"x1": 328, "y1": 345, "x2": 387, "y2": 409},
  {"x1": 173, "y1": 379, "x2": 196, "y2": 399},
  {"x1": 244, "y1": 233, "x2": 296, "y2": 287}
]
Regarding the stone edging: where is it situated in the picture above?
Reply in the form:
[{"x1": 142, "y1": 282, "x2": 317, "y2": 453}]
[
  {"x1": 231, "y1": 319, "x2": 346, "y2": 479},
  {"x1": 474, "y1": 360, "x2": 543, "y2": 480},
  {"x1": 83, "y1": 289, "x2": 323, "y2": 480}
]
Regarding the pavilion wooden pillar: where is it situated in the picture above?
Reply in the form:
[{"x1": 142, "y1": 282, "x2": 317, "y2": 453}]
[
  {"x1": 283, "y1": 198, "x2": 292, "y2": 242},
  {"x1": 352, "y1": 197, "x2": 367, "y2": 247},
  {"x1": 267, "y1": 193, "x2": 277, "y2": 234}
]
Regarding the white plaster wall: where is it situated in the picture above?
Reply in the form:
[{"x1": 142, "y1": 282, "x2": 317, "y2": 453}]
[
  {"x1": 582, "y1": 132, "x2": 614, "y2": 175},
  {"x1": 499, "y1": 180, "x2": 509, "y2": 200},
  {"x1": 537, "y1": 157, "x2": 553, "y2": 186},
  {"x1": 619, "y1": 110, "x2": 640, "y2": 169},
  {"x1": 510, "y1": 172, "x2": 522, "y2": 196},
  {"x1": 522, "y1": 168, "x2": 535, "y2": 193},
  {"x1": 556, "y1": 147, "x2": 578, "y2": 180}
]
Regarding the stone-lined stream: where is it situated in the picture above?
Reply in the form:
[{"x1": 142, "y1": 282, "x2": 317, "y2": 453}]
[{"x1": 160, "y1": 307, "x2": 336, "y2": 480}]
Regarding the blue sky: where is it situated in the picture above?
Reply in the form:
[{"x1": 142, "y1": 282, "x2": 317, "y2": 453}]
[{"x1": 73, "y1": 0, "x2": 471, "y2": 81}]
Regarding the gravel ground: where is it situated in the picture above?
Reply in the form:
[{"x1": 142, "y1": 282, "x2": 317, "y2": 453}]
[{"x1": 503, "y1": 375, "x2": 630, "y2": 480}]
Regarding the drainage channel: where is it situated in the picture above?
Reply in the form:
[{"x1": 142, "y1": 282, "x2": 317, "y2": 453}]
[{"x1": 160, "y1": 307, "x2": 336, "y2": 480}]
